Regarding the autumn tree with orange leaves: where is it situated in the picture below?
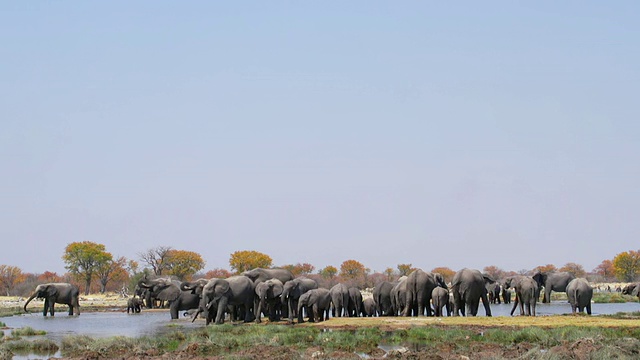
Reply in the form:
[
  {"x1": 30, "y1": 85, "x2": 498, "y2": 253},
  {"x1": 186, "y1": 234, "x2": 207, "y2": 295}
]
[
  {"x1": 0, "y1": 265, "x2": 24, "y2": 296},
  {"x1": 229, "y1": 250, "x2": 273, "y2": 273},
  {"x1": 593, "y1": 260, "x2": 615, "y2": 281},
  {"x1": 282, "y1": 263, "x2": 315, "y2": 277},
  {"x1": 204, "y1": 268, "x2": 233, "y2": 279},
  {"x1": 558, "y1": 262, "x2": 586, "y2": 278},
  {"x1": 431, "y1": 266, "x2": 456, "y2": 284}
]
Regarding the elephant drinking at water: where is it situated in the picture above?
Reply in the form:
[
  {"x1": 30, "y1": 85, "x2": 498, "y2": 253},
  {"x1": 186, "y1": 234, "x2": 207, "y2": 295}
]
[{"x1": 23, "y1": 283, "x2": 80, "y2": 316}]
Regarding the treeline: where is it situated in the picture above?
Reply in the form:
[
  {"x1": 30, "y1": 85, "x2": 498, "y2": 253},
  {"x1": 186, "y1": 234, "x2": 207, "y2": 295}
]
[{"x1": 0, "y1": 242, "x2": 639, "y2": 297}]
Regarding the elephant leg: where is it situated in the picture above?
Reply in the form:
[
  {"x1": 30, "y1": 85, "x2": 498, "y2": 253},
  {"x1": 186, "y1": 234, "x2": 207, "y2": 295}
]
[
  {"x1": 42, "y1": 299, "x2": 49, "y2": 316},
  {"x1": 216, "y1": 299, "x2": 228, "y2": 324},
  {"x1": 170, "y1": 303, "x2": 179, "y2": 320},
  {"x1": 480, "y1": 292, "x2": 492, "y2": 317},
  {"x1": 255, "y1": 300, "x2": 263, "y2": 323}
]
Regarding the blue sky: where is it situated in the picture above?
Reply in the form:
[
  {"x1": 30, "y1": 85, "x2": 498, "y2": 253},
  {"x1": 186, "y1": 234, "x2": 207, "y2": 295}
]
[{"x1": 1, "y1": 2, "x2": 639, "y2": 275}]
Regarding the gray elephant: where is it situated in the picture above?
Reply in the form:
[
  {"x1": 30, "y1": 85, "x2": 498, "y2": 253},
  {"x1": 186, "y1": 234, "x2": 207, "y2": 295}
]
[
  {"x1": 451, "y1": 268, "x2": 493, "y2": 317},
  {"x1": 532, "y1": 271, "x2": 575, "y2": 303},
  {"x1": 347, "y1": 287, "x2": 363, "y2": 317},
  {"x1": 126, "y1": 296, "x2": 144, "y2": 313},
  {"x1": 330, "y1": 283, "x2": 350, "y2": 317},
  {"x1": 373, "y1": 281, "x2": 395, "y2": 316},
  {"x1": 566, "y1": 278, "x2": 593, "y2": 315},
  {"x1": 501, "y1": 286, "x2": 512, "y2": 304},
  {"x1": 431, "y1": 286, "x2": 450, "y2": 317},
  {"x1": 282, "y1": 277, "x2": 318, "y2": 323},
  {"x1": 362, "y1": 298, "x2": 377, "y2": 317},
  {"x1": 297, "y1": 288, "x2": 331, "y2": 323},
  {"x1": 486, "y1": 283, "x2": 501, "y2": 304},
  {"x1": 402, "y1": 269, "x2": 446, "y2": 317},
  {"x1": 390, "y1": 276, "x2": 408, "y2": 317},
  {"x1": 138, "y1": 277, "x2": 201, "y2": 319},
  {"x1": 242, "y1": 268, "x2": 294, "y2": 285},
  {"x1": 23, "y1": 283, "x2": 80, "y2": 316},
  {"x1": 254, "y1": 279, "x2": 284, "y2": 323},
  {"x1": 622, "y1": 283, "x2": 640, "y2": 301},
  {"x1": 195, "y1": 276, "x2": 255, "y2": 325},
  {"x1": 506, "y1": 276, "x2": 539, "y2": 316}
]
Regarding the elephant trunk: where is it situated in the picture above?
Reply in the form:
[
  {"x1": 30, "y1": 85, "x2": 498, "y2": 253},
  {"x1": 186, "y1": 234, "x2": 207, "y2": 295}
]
[{"x1": 23, "y1": 291, "x2": 38, "y2": 313}]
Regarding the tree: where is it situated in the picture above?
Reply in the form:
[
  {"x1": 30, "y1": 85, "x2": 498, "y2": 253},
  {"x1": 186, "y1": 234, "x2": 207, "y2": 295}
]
[
  {"x1": 613, "y1": 250, "x2": 640, "y2": 282},
  {"x1": 384, "y1": 267, "x2": 395, "y2": 280},
  {"x1": 62, "y1": 241, "x2": 112, "y2": 295},
  {"x1": 397, "y1": 263, "x2": 413, "y2": 276},
  {"x1": 0, "y1": 265, "x2": 24, "y2": 296},
  {"x1": 138, "y1": 246, "x2": 173, "y2": 275},
  {"x1": 339, "y1": 260, "x2": 366, "y2": 280},
  {"x1": 559, "y1": 262, "x2": 586, "y2": 278},
  {"x1": 533, "y1": 264, "x2": 557, "y2": 274},
  {"x1": 204, "y1": 268, "x2": 233, "y2": 279},
  {"x1": 229, "y1": 250, "x2": 273, "y2": 274},
  {"x1": 483, "y1": 265, "x2": 506, "y2": 281},
  {"x1": 431, "y1": 267, "x2": 456, "y2": 284},
  {"x1": 281, "y1": 263, "x2": 316, "y2": 277},
  {"x1": 95, "y1": 256, "x2": 128, "y2": 293},
  {"x1": 319, "y1": 265, "x2": 338, "y2": 280},
  {"x1": 165, "y1": 250, "x2": 206, "y2": 280},
  {"x1": 38, "y1": 271, "x2": 63, "y2": 283},
  {"x1": 593, "y1": 260, "x2": 615, "y2": 281}
]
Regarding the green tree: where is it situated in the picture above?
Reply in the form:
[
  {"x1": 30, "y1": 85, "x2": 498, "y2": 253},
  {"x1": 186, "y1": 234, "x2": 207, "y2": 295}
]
[
  {"x1": 613, "y1": 250, "x2": 640, "y2": 282},
  {"x1": 62, "y1": 241, "x2": 112, "y2": 295},
  {"x1": 165, "y1": 250, "x2": 206, "y2": 280},
  {"x1": 138, "y1": 246, "x2": 173, "y2": 275},
  {"x1": 319, "y1": 265, "x2": 338, "y2": 279},
  {"x1": 229, "y1": 250, "x2": 273, "y2": 274},
  {"x1": 397, "y1": 263, "x2": 413, "y2": 276}
]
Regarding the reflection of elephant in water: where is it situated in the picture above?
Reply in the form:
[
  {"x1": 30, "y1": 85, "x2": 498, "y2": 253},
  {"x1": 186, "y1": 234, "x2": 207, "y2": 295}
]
[
  {"x1": 505, "y1": 276, "x2": 538, "y2": 316},
  {"x1": 297, "y1": 288, "x2": 331, "y2": 323},
  {"x1": 532, "y1": 271, "x2": 575, "y2": 303},
  {"x1": 282, "y1": 277, "x2": 318, "y2": 323},
  {"x1": 451, "y1": 268, "x2": 493, "y2": 317},
  {"x1": 127, "y1": 296, "x2": 144, "y2": 313},
  {"x1": 431, "y1": 287, "x2": 450, "y2": 317},
  {"x1": 197, "y1": 276, "x2": 255, "y2": 325},
  {"x1": 566, "y1": 278, "x2": 593, "y2": 315},
  {"x1": 23, "y1": 283, "x2": 80, "y2": 316},
  {"x1": 403, "y1": 269, "x2": 447, "y2": 317},
  {"x1": 138, "y1": 277, "x2": 201, "y2": 319},
  {"x1": 254, "y1": 279, "x2": 284, "y2": 323}
]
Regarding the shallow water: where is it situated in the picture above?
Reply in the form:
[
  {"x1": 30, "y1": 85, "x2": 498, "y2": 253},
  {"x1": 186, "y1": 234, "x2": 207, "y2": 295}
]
[{"x1": 464, "y1": 300, "x2": 639, "y2": 317}]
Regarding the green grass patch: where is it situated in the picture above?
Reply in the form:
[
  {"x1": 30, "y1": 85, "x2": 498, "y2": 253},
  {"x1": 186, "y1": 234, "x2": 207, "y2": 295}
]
[
  {"x1": 593, "y1": 292, "x2": 636, "y2": 303},
  {"x1": 11, "y1": 327, "x2": 46, "y2": 336},
  {"x1": 2, "y1": 338, "x2": 58, "y2": 353}
]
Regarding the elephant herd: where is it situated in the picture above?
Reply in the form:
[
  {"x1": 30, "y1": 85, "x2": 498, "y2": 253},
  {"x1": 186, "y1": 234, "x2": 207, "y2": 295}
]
[{"x1": 23, "y1": 267, "x2": 621, "y2": 321}]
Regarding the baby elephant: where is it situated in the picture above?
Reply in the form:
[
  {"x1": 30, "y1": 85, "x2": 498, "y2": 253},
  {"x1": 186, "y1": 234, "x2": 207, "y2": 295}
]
[
  {"x1": 566, "y1": 278, "x2": 593, "y2": 315},
  {"x1": 127, "y1": 297, "x2": 144, "y2": 313},
  {"x1": 297, "y1": 288, "x2": 331, "y2": 323},
  {"x1": 431, "y1": 287, "x2": 450, "y2": 317}
]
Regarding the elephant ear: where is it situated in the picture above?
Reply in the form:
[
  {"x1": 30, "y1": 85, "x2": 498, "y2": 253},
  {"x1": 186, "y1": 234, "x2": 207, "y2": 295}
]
[
  {"x1": 483, "y1": 274, "x2": 495, "y2": 284},
  {"x1": 214, "y1": 279, "x2": 231, "y2": 298},
  {"x1": 270, "y1": 281, "x2": 284, "y2": 298},
  {"x1": 45, "y1": 285, "x2": 59, "y2": 298},
  {"x1": 156, "y1": 283, "x2": 181, "y2": 302}
]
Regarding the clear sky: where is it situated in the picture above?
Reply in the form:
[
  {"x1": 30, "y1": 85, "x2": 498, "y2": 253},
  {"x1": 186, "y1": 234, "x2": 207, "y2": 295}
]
[{"x1": 1, "y1": 2, "x2": 639, "y2": 275}]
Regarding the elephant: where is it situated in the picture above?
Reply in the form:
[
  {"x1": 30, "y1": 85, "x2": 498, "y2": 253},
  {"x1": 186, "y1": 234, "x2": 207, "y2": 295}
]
[
  {"x1": 431, "y1": 286, "x2": 450, "y2": 317},
  {"x1": 23, "y1": 283, "x2": 80, "y2": 316},
  {"x1": 390, "y1": 276, "x2": 408, "y2": 317},
  {"x1": 127, "y1": 296, "x2": 144, "y2": 313},
  {"x1": 505, "y1": 276, "x2": 539, "y2": 316},
  {"x1": 362, "y1": 298, "x2": 377, "y2": 317},
  {"x1": 347, "y1": 287, "x2": 363, "y2": 317},
  {"x1": 297, "y1": 288, "x2": 331, "y2": 323},
  {"x1": 254, "y1": 279, "x2": 284, "y2": 323},
  {"x1": 451, "y1": 268, "x2": 493, "y2": 317},
  {"x1": 532, "y1": 271, "x2": 575, "y2": 303},
  {"x1": 242, "y1": 268, "x2": 294, "y2": 285},
  {"x1": 622, "y1": 283, "x2": 640, "y2": 301},
  {"x1": 281, "y1": 277, "x2": 318, "y2": 323},
  {"x1": 195, "y1": 276, "x2": 255, "y2": 325},
  {"x1": 373, "y1": 281, "x2": 395, "y2": 316},
  {"x1": 486, "y1": 283, "x2": 501, "y2": 304},
  {"x1": 329, "y1": 283, "x2": 350, "y2": 318},
  {"x1": 138, "y1": 277, "x2": 201, "y2": 319},
  {"x1": 501, "y1": 286, "x2": 512, "y2": 304},
  {"x1": 566, "y1": 278, "x2": 593, "y2": 315},
  {"x1": 402, "y1": 269, "x2": 447, "y2": 317}
]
